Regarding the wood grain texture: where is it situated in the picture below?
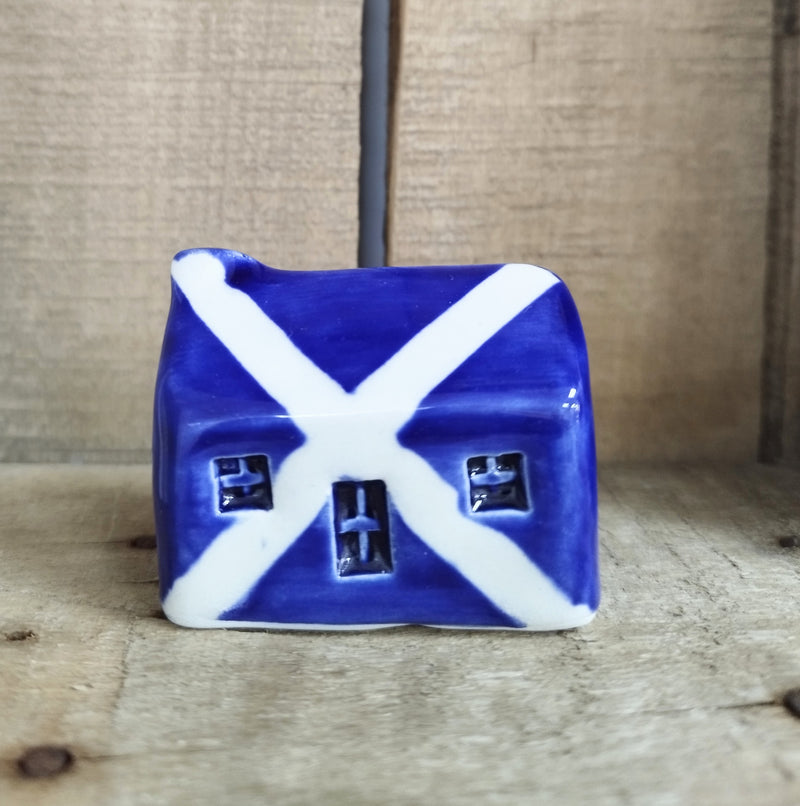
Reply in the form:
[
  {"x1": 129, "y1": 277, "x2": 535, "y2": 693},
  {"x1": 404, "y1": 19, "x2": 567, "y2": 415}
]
[
  {"x1": 761, "y1": 0, "x2": 800, "y2": 463},
  {"x1": 0, "y1": 0, "x2": 362, "y2": 463},
  {"x1": 1, "y1": 463, "x2": 799, "y2": 804},
  {"x1": 388, "y1": 1, "x2": 772, "y2": 462}
]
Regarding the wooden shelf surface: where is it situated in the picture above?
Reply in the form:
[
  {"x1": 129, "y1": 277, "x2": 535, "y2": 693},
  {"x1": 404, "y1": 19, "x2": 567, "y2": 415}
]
[{"x1": 1, "y1": 463, "x2": 799, "y2": 804}]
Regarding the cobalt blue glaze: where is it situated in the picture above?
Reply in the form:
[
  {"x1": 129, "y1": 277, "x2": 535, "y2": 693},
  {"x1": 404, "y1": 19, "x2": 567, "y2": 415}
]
[{"x1": 153, "y1": 248, "x2": 599, "y2": 630}]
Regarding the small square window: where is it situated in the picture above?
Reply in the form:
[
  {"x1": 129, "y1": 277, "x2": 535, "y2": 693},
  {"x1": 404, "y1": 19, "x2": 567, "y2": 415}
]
[
  {"x1": 332, "y1": 480, "x2": 392, "y2": 576},
  {"x1": 214, "y1": 455, "x2": 273, "y2": 513},
  {"x1": 467, "y1": 453, "x2": 528, "y2": 512}
]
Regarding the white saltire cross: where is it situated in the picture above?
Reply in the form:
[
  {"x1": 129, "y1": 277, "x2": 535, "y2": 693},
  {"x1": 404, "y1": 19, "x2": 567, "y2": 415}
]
[{"x1": 163, "y1": 252, "x2": 592, "y2": 630}]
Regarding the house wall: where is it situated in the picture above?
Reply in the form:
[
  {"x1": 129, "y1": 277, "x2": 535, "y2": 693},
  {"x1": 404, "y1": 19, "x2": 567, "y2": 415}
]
[{"x1": 1, "y1": 0, "x2": 793, "y2": 464}]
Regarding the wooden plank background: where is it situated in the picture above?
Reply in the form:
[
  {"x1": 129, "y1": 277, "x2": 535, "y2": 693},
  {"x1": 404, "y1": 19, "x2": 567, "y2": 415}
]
[
  {"x1": 1, "y1": 463, "x2": 799, "y2": 804},
  {"x1": 388, "y1": 0, "x2": 772, "y2": 462},
  {"x1": 0, "y1": 1, "x2": 782, "y2": 463},
  {"x1": 0, "y1": 0, "x2": 362, "y2": 463}
]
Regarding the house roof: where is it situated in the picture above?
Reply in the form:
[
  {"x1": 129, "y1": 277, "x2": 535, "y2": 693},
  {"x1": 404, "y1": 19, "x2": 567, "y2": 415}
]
[{"x1": 157, "y1": 248, "x2": 592, "y2": 428}]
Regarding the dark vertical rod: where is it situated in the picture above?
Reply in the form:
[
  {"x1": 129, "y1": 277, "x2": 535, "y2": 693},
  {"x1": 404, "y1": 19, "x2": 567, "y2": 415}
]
[
  {"x1": 384, "y1": 0, "x2": 405, "y2": 267},
  {"x1": 759, "y1": 0, "x2": 799, "y2": 462},
  {"x1": 358, "y1": 0, "x2": 391, "y2": 268}
]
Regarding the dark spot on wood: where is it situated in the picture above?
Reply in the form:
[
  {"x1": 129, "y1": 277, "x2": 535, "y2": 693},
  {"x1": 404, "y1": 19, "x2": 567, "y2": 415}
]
[
  {"x1": 129, "y1": 534, "x2": 157, "y2": 549},
  {"x1": 5, "y1": 629, "x2": 37, "y2": 642},
  {"x1": 782, "y1": 687, "x2": 800, "y2": 718},
  {"x1": 17, "y1": 746, "x2": 74, "y2": 778},
  {"x1": 778, "y1": 535, "x2": 799, "y2": 548}
]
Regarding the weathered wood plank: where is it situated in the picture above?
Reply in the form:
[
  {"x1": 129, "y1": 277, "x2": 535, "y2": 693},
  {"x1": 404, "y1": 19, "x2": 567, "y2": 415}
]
[
  {"x1": 0, "y1": 0, "x2": 362, "y2": 463},
  {"x1": 387, "y1": 0, "x2": 772, "y2": 462},
  {"x1": 1, "y1": 463, "x2": 799, "y2": 804}
]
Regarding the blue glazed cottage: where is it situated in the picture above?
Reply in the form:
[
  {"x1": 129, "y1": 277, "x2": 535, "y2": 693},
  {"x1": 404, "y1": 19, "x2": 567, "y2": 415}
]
[{"x1": 153, "y1": 248, "x2": 599, "y2": 630}]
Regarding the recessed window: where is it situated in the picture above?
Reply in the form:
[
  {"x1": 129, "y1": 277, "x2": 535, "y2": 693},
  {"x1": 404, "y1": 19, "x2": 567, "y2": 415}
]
[
  {"x1": 332, "y1": 480, "x2": 392, "y2": 576},
  {"x1": 214, "y1": 455, "x2": 273, "y2": 513},
  {"x1": 467, "y1": 453, "x2": 528, "y2": 512}
]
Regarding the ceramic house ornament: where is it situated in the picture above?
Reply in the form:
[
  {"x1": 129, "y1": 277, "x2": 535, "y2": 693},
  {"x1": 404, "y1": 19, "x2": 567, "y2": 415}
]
[{"x1": 153, "y1": 249, "x2": 599, "y2": 630}]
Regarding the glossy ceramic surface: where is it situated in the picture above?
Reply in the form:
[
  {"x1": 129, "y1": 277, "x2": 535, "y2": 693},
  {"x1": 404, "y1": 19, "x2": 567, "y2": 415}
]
[{"x1": 153, "y1": 249, "x2": 598, "y2": 630}]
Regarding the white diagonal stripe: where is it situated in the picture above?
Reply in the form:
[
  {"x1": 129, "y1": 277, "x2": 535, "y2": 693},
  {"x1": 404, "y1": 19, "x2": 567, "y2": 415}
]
[
  {"x1": 171, "y1": 252, "x2": 349, "y2": 422},
  {"x1": 355, "y1": 264, "x2": 559, "y2": 423},
  {"x1": 163, "y1": 444, "x2": 332, "y2": 625},
  {"x1": 382, "y1": 447, "x2": 592, "y2": 630},
  {"x1": 163, "y1": 252, "x2": 588, "y2": 629}
]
